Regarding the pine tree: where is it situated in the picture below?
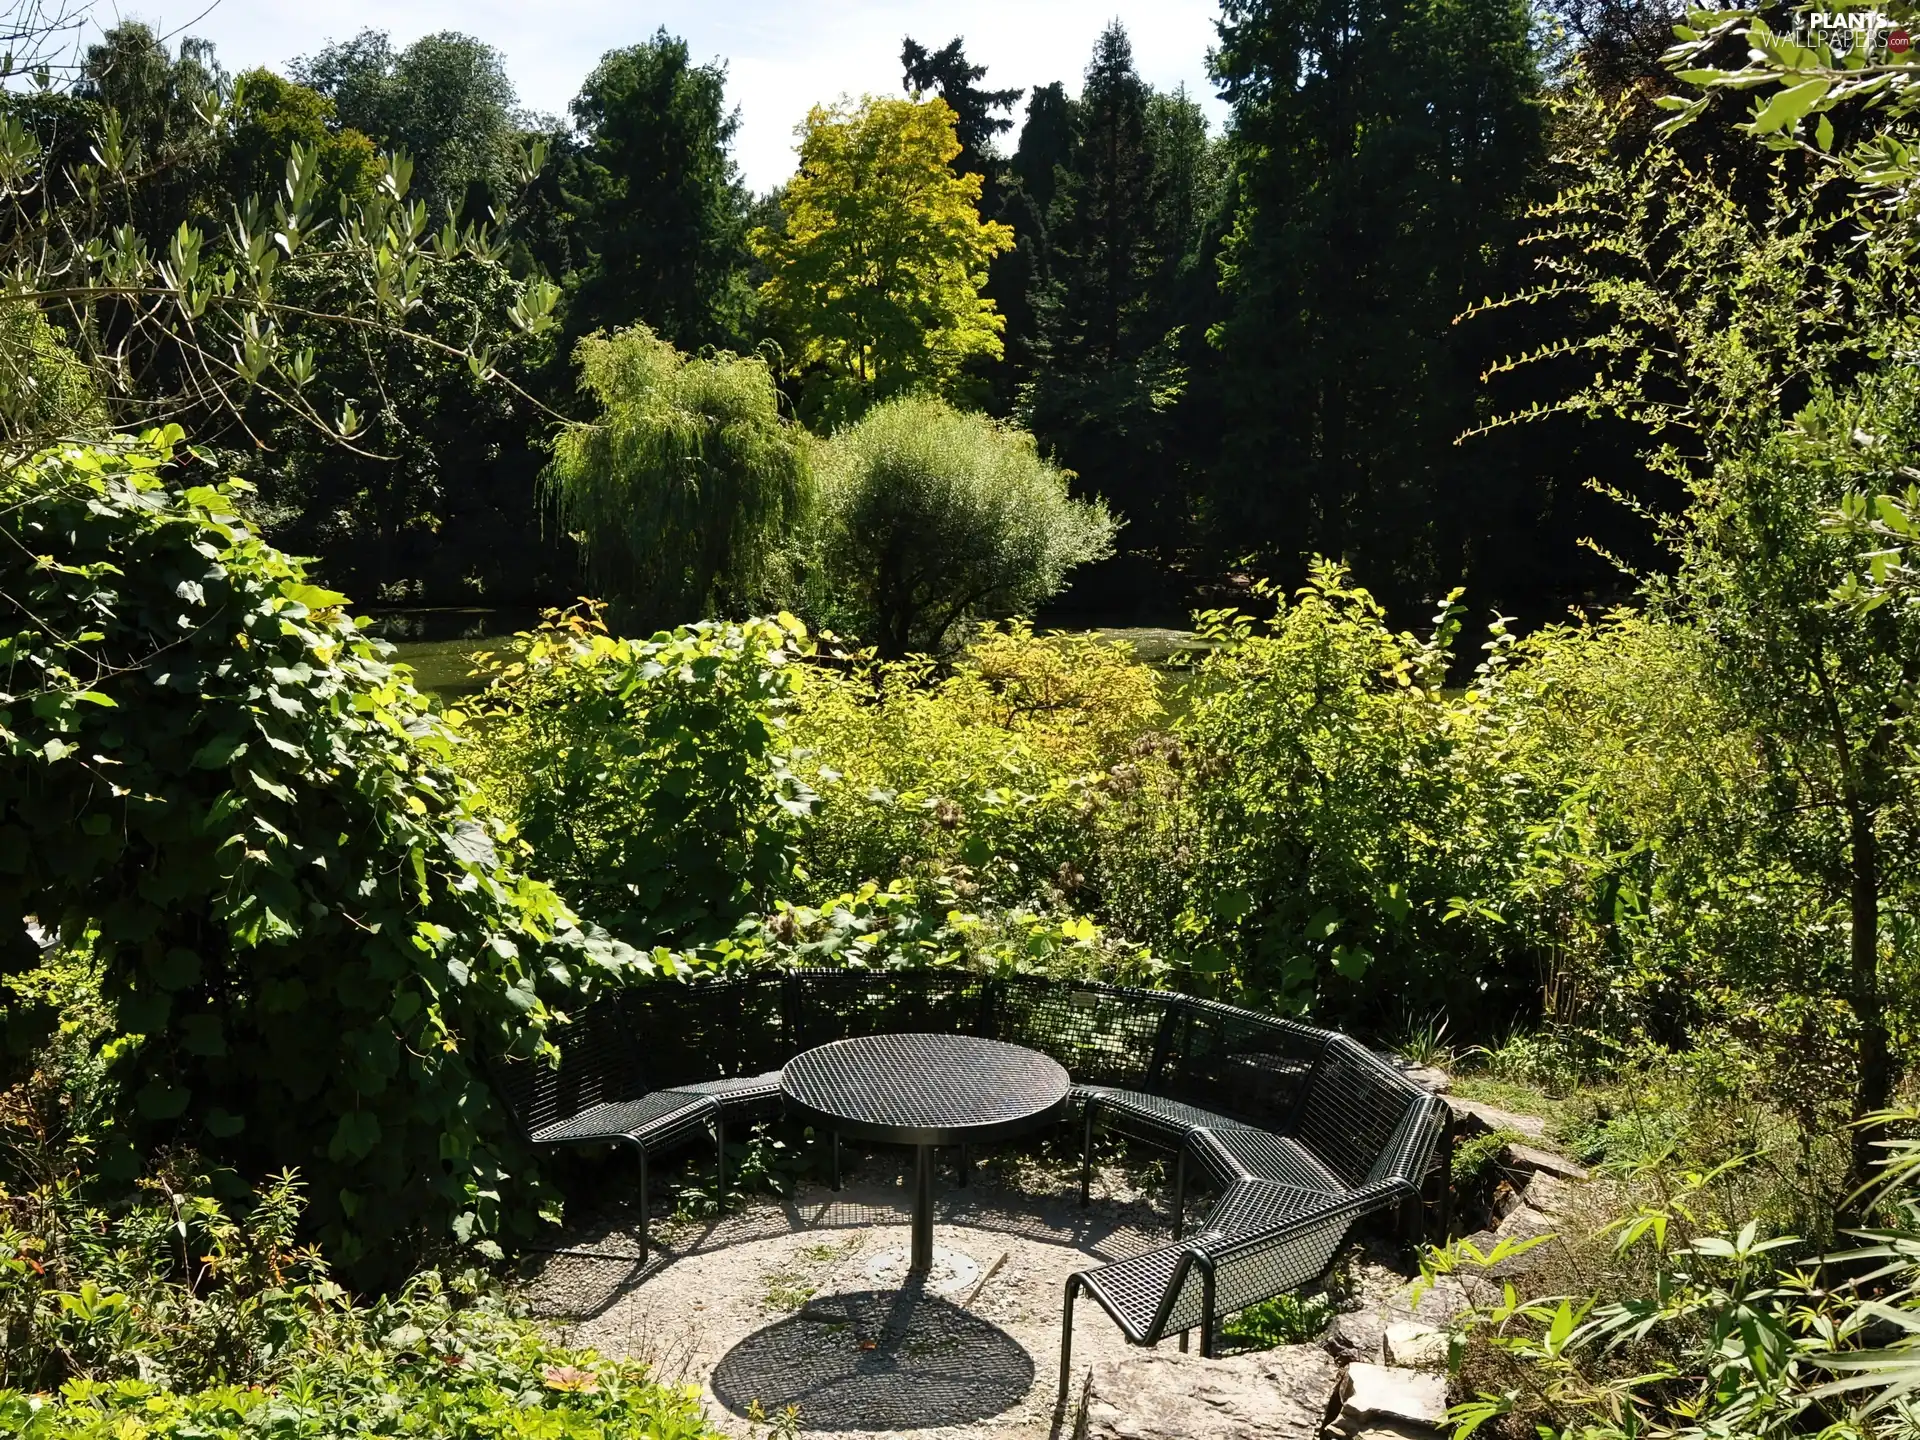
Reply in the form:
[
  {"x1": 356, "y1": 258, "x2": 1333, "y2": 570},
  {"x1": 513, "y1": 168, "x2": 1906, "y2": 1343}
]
[
  {"x1": 900, "y1": 36, "x2": 1023, "y2": 184},
  {"x1": 1019, "y1": 25, "x2": 1223, "y2": 549},
  {"x1": 1205, "y1": 0, "x2": 1545, "y2": 605}
]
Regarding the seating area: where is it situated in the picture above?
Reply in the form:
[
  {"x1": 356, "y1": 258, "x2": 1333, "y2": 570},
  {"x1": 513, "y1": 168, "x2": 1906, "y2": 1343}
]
[{"x1": 490, "y1": 968, "x2": 1449, "y2": 1409}]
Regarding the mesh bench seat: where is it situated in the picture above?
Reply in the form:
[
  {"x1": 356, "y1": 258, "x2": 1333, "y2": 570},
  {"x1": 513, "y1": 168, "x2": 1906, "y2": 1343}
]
[
  {"x1": 529, "y1": 1091, "x2": 717, "y2": 1148},
  {"x1": 490, "y1": 996, "x2": 733, "y2": 1265},
  {"x1": 669, "y1": 1070, "x2": 786, "y2": 1121},
  {"x1": 1186, "y1": 1125, "x2": 1344, "y2": 1193}
]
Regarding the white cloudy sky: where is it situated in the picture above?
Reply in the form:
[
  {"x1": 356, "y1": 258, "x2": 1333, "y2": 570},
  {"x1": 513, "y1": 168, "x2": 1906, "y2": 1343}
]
[{"x1": 115, "y1": 1, "x2": 1230, "y2": 191}]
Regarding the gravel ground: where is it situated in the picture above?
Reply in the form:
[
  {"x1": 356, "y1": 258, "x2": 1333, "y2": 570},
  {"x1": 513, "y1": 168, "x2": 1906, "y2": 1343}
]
[{"x1": 522, "y1": 1143, "x2": 1208, "y2": 1440}]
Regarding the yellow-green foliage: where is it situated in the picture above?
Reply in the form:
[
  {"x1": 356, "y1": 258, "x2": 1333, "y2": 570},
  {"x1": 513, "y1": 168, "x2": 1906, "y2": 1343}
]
[
  {"x1": 0, "y1": 300, "x2": 102, "y2": 448},
  {"x1": 789, "y1": 622, "x2": 1163, "y2": 906}
]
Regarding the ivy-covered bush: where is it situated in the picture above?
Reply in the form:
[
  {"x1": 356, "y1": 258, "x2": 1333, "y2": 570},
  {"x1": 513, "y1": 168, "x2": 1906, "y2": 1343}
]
[
  {"x1": 459, "y1": 606, "x2": 816, "y2": 946},
  {"x1": 0, "y1": 434, "x2": 636, "y2": 1276}
]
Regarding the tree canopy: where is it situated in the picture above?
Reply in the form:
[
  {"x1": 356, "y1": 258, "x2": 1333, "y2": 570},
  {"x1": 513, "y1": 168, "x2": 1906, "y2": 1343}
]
[
  {"x1": 564, "y1": 32, "x2": 753, "y2": 350},
  {"x1": 545, "y1": 325, "x2": 812, "y2": 631},
  {"x1": 750, "y1": 96, "x2": 1014, "y2": 424}
]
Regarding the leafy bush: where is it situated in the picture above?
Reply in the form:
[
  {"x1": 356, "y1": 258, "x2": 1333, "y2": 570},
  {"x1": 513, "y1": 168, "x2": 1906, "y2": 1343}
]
[
  {"x1": 1, "y1": 1270, "x2": 727, "y2": 1440},
  {"x1": 813, "y1": 395, "x2": 1116, "y2": 656},
  {"x1": 1102, "y1": 565, "x2": 1534, "y2": 1018},
  {"x1": 1426, "y1": 1125, "x2": 1920, "y2": 1440},
  {"x1": 461, "y1": 606, "x2": 816, "y2": 947},
  {"x1": 545, "y1": 325, "x2": 813, "y2": 632},
  {"x1": 0, "y1": 435, "x2": 635, "y2": 1276},
  {"x1": 677, "y1": 878, "x2": 1160, "y2": 986},
  {"x1": 788, "y1": 623, "x2": 1161, "y2": 907}
]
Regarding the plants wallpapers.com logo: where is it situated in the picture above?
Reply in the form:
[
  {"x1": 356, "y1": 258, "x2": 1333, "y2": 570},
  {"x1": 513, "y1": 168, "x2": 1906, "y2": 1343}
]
[{"x1": 1794, "y1": 9, "x2": 1914, "y2": 59}]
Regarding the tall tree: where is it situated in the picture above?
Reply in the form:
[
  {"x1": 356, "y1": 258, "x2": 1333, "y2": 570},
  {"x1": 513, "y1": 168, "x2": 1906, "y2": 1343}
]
[
  {"x1": 564, "y1": 31, "x2": 753, "y2": 350},
  {"x1": 1021, "y1": 26, "x2": 1223, "y2": 547},
  {"x1": 900, "y1": 36, "x2": 1023, "y2": 184},
  {"x1": 294, "y1": 30, "x2": 520, "y2": 218},
  {"x1": 997, "y1": 82, "x2": 1077, "y2": 390},
  {"x1": 750, "y1": 97, "x2": 1014, "y2": 425},
  {"x1": 1206, "y1": 0, "x2": 1544, "y2": 606}
]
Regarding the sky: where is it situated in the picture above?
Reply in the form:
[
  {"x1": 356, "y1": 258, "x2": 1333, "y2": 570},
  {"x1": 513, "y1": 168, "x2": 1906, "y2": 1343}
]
[{"x1": 117, "y1": 0, "x2": 1232, "y2": 191}]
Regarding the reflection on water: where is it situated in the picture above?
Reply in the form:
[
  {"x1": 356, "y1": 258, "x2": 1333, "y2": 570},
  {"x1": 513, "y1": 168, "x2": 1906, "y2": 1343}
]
[{"x1": 370, "y1": 610, "x2": 1212, "y2": 700}]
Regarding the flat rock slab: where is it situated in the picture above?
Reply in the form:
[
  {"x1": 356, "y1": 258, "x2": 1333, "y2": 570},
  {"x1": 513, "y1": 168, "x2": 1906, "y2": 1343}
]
[
  {"x1": 1373, "y1": 1053, "x2": 1451, "y2": 1094},
  {"x1": 1383, "y1": 1321, "x2": 1449, "y2": 1370},
  {"x1": 1079, "y1": 1343, "x2": 1344, "y2": 1440},
  {"x1": 1507, "y1": 1144, "x2": 1589, "y2": 1181},
  {"x1": 1520, "y1": 1171, "x2": 1576, "y2": 1218},
  {"x1": 1446, "y1": 1097, "x2": 1548, "y2": 1141},
  {"x1": 1329, "y1": 1362, "x2": 1448, "y2": 1435}
]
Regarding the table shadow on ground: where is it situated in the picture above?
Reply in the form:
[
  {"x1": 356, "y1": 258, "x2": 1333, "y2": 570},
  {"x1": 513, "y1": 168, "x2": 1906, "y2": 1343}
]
[{"x1": 710, "y1": 1285, "x2": 1034, "y2": 1431}]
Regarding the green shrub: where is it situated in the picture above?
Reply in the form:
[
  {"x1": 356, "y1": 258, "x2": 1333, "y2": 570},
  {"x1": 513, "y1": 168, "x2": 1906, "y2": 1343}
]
[
  {"x1": 1106, "y1": 564, "x2": 1534, "y2": 1018},
  {"x1": 0, "y1": 434, "x2": 635, "y2": 1276},
  {"x1": 677, "y1": 878, "x2": 1160, "y2": 985},
  {"x1": 0, "y1": 1270, "x2": 726, "y2": 1439},
  {"x1": 788, "y1": 623, "x2": 1161, "y2": 908},
  {"x1": 813, "y1": 395, "x2": 1116, "y2": 656},
  {"x1": 1427, "y1": 1122, "x2": 1920, "y2": 1440},
  {"x1": 461, "y1": 606, "x2": 815, "y2": 947}
]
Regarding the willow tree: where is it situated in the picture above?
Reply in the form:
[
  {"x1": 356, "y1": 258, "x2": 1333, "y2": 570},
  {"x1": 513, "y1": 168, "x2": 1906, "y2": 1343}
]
[{"x1": 545, "y1": 325, "x2": 812, "y2": 630}]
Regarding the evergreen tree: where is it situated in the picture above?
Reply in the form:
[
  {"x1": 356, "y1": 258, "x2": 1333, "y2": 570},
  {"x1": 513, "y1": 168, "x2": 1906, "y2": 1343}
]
[
  {"x1": 1206, "y1": 0, "x2": 1544, "y2": 606},
  {"x1": 997, "y1": 82, "x2": 1077, "y2": 392},
  {"x1": 564, "y1": 31, "x2": 753, "y2": 350},
  {"x1": 1021, "y1": 25, "x2": 1221, "y2": 548},
  {"x1": 900, "y1": 36, "x2": 1023, "y2": 184}
]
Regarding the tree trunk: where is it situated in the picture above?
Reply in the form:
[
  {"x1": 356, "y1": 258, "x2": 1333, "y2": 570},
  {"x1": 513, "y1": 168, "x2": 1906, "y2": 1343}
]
[{"x1": 1849, "y1": 804, "x2": 1892, "y2": 1190}]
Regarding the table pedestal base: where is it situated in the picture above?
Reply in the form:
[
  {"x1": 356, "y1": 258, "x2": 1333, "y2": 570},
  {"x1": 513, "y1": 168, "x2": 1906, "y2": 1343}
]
[{"x1": 912, "y1": 1144, "x2": 934, "y2": 1272}]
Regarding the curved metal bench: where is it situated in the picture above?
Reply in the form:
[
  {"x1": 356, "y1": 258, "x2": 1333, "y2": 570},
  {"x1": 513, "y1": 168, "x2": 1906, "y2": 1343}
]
[{"x1": 488, "y1": 969, "x2": 1447, "y2": 1390}]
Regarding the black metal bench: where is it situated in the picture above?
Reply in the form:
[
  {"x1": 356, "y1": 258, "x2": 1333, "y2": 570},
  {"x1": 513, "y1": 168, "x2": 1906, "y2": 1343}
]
[{"x1": 487, "y1": 969, "x2": 1446, "y2": 1387}]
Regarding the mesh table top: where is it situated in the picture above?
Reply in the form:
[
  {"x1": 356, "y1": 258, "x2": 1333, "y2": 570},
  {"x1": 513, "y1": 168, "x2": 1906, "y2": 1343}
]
[{"x1": 781, "y1": 1032, "x2": 1072, "y2": 1146}]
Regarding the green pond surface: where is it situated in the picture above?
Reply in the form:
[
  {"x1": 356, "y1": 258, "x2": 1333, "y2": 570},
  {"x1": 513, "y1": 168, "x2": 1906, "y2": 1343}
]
[{"x1": 375, "y1": 614, "x2": 1210, "y2": 700}]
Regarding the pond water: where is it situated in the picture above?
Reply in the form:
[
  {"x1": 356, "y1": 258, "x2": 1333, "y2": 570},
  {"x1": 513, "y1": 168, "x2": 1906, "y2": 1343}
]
[{"x1": 367, "y1": 610, "x2": 1211, "y2": 700}]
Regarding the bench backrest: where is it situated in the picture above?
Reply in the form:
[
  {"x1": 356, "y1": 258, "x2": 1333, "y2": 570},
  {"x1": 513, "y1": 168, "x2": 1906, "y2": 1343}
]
[
  {"x1": 781, "y1": 969, "x2": 994, "y2": 1054},
  {"x1": 490, "y1": 997, "x2": 644, "y2": 1140},
  {"x1": 1292, "y1": 1036, "x2": 1430, "y2": 1189},
  {"x1": 1154, "y1": 995, "x2": 1329, "y2": 1132},
  {"x1": 992, "y1": 974, "x2": 1181, "y2": 1088}
]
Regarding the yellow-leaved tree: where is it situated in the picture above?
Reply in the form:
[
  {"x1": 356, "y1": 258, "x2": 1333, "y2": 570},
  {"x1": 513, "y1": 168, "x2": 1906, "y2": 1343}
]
[{"x1": 752, "y1": 96, "x2": 1014, "y2": 421}]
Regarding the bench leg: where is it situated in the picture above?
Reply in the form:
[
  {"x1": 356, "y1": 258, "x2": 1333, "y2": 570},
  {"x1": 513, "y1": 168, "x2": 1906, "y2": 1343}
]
[
  {"x1": 1056, "y1": 1275, "x2": 1081, "y2": 1417},
  {"x1": 1173, "y1": 1148, "x2": 1186, "y2": 1240},
  {"x1": 637, "y1": 1146, "x2": 650, "y2": 1267},
  {"x1": 831, "y1": 1131, "x2": 841, "y2": 1192},
  {"x1": 959, "y1": 1143, "x2": 971, "y2": 1188},
  {"x1": 716, "y1": 1118, "x2": 727, "y2": 1194},
  {"x1": 1200, "y1": 1268, "x2": 1217, "y2": 1357},
  {"x1": 1178, "y1": 1329, "x2": 1190, "y2": 1353},
  {"x1": 1080, "y1": 1106, "x2": 1094, "y2": 1206}
]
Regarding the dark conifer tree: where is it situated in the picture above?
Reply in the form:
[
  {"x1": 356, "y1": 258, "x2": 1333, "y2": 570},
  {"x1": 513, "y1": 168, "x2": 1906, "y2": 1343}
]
[
  {"x1": 1021, "y1": 24, "x2": 1218, "y2": 552},
  {"x1": 1205, "y1": 0, "x2": 1546, "y2": 608},
  {"x1": 563, "y1": 30, "x2": 753, "y2": 351},
  {"x1": 900, "y1": 36, "x2": 1024, "y2": 184}
]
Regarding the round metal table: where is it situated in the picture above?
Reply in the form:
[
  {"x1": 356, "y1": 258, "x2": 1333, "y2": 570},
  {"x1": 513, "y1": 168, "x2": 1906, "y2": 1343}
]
[{"x1": 781, "y1": 1032, "x2": 1071, "y2": 1274}]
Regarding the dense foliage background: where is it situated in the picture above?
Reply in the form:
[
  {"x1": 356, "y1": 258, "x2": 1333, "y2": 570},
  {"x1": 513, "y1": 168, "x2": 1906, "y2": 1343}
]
[{"x1": 7, "y1": 3, "x2": 1920, "y2": 1438}]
